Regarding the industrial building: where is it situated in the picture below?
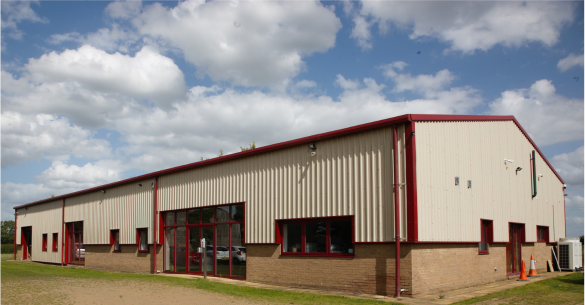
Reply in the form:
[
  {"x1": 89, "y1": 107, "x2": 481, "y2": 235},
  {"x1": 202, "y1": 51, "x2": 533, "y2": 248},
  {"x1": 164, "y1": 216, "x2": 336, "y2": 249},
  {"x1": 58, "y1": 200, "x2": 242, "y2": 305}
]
[{"x1": 14, "y1": 114, "x2": 566, "y2": 297}]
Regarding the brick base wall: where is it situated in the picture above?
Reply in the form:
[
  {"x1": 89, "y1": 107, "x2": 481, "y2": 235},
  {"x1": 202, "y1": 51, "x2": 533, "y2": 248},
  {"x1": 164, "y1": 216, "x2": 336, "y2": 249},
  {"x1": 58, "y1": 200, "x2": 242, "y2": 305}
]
[
  {"x1": 15, "y1": 245, "x2": 23, "y2": 260},
  {"x1": 85, "y1": 244, "x2": 163, "y2": 274}
]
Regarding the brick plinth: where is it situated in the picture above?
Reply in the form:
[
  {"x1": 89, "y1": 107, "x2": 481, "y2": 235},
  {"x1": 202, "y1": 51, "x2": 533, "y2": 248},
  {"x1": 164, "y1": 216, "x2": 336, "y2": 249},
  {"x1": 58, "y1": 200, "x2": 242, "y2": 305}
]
[{"x1": 85, "y1": 244, "x2": 163, "y2": 274}]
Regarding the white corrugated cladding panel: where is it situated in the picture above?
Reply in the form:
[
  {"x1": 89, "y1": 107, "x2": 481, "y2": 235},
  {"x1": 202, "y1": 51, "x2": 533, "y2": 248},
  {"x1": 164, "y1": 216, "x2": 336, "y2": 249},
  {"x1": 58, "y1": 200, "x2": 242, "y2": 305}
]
[
  {"x1": 158, "y1": 125, "x2": 408, "y2": 243},
  {"x1": 15, "y1": 200, "x2": 62, "y2": 264},
  {"x1": 64, "y1": 178, "x2": 154, "y2": 244},
  {"x1": 415, "y1": 121, "x2": 565, "y2": 242}
]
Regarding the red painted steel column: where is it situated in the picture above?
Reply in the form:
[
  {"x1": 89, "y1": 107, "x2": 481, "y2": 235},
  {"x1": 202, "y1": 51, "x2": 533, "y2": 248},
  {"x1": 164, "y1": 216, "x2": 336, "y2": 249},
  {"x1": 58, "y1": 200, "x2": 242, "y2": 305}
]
[
  {"x1": 393, "y1": 125, "x2": 401, "y2": 298},
  {"x1": 563, "y1": 187, "x2": 566, "y2": 238},
  {"x1": 14, "y1": 211, "x2": 17, "y2": 261},
  {"x1": 62, "y1": 199, "x2": 65, "y2": 266},
  {"x1": 153, "y1": 177, "x2": 158, "y2": 274}
]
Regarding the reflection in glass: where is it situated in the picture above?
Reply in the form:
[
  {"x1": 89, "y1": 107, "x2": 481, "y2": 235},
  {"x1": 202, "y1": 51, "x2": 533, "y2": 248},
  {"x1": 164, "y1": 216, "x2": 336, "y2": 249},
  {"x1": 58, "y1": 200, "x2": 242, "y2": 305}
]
[
  {"x1": 176, "y1": 211, "x2": 187, "y2": 226},
  {"x1": 139, "y1": 229, "x2": 148, "y2": 251},
  {"x1": 216, "y1": 206, "x2": 230, "y2": 223},
  {"x1": 176, "y1": 227, "x2": 186, "y2": 273},
  {"x1": 202, "y1": 208, "x2": 215, "y2": 224},
  {"x1": 305, "y1": 222, "x2": 326, "y2": 253},
  {"x1": 113, "y1": 231, "x2": 120, "y2": 251},
  {"x1": 188, "y1": 228, "x2": 200, "y2": 273},
  {"x1": 479, "y1": 224, "x2": 487, "y2": 251},
  {"x1": 231, "y1": 204, "x2": 244, "y2": 222},
  {"x1": 231, "y1": 223, "x2": 246, "y2": 277},
  {"x1": 216, "y1": 224, "x2": 229, "y2": 276},
  {"x1": 202, "y1": 227, "x2": 214, "y2": 274},
  {"x1": 330, "y1": 221, "x2": 353, "y2": 254},
  {"x1": 188, "y1": 209, "x2": 200, "y2": 224},
  {"x1": 165, "y1": 212, "x2": 175, "y2": 226},
  {"x1": 283, "y1": 223, "x2": 302, "y2": 253},
  {"x1": 165, "y1": 228, "x2": 175, "y2": 272}
]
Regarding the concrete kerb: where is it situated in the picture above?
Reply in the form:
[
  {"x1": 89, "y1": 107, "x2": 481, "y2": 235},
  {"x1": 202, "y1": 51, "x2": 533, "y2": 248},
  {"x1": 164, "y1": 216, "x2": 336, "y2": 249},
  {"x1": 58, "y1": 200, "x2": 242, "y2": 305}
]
[{"x1": 158, "y1": 271, "x2": 574, "y2": 304}]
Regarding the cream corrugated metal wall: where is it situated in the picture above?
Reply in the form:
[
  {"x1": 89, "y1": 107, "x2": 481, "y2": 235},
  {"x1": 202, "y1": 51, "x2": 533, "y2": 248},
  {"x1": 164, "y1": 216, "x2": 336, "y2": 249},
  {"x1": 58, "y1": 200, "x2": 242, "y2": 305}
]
[
  {"x1": 64, "y1": 178, "x2": 154, "y2": 244},
  {"x1": 158, "y1": 125, "x2": 408, "y2": 243},
  {"x1": 415, "y1": 121, "x2": 565, "y2": 242},
  {"x1": 15, "y1": 200, "x2": 62, "y2": 264}
]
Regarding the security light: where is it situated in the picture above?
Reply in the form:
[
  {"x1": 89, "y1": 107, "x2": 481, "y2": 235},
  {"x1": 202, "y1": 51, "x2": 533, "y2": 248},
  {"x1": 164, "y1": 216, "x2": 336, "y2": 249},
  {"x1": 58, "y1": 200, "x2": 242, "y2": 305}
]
[
  {"x1": 308, "y1": 143, "x2": 316, "y2": 150},
  {"x1": 102, "y1": 189, "x2": 106, "y2": 193},
  {"x1": 516, "y1": 167, "x2": 522, "y2": 171}
]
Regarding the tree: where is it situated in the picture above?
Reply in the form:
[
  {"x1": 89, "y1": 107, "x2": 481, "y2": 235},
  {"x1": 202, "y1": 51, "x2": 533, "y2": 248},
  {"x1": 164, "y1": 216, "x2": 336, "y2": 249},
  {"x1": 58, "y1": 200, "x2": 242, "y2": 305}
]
[
  {"x1": 240, "y1": 142, "x2": 256, "y2": 151},
  {"x1": 1, "y1": 220, "x2": 15, "y2": 245}
]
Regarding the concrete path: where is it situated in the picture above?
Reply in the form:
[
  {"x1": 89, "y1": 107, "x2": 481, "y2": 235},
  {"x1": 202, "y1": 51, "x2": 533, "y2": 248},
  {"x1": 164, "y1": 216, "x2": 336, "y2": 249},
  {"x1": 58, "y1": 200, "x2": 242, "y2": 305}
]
[{"x1": 159, "y1": 271, "x2": 573, "y2": 304}]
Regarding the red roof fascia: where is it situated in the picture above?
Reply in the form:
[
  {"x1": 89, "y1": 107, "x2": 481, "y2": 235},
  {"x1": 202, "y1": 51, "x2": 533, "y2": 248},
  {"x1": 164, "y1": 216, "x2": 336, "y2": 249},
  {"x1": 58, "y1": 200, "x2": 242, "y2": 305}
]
[
  {"x1": 14, "y1": 114, "x2": 412, "y2": 209},
  {"x1": 410, "y1": 114, "x2": 565, "y2": 184}
]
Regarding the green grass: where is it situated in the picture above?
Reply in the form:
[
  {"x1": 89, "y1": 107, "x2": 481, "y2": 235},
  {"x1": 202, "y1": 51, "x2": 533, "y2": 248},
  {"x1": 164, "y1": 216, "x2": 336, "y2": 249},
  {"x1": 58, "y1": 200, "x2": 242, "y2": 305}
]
[
  {"x1": 1, "y1": 254, "x2": 14, "y2": 261},
  {"x1": 1, "y1": 261, "x2": 394, "y2": 305},
  {"x1": 453, "y1": 272, "x2": 584, "y2": 305}
]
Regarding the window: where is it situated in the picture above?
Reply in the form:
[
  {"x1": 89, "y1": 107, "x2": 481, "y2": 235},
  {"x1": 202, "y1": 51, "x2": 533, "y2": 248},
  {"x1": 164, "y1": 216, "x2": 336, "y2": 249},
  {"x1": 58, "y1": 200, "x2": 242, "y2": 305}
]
[
  {"x1": 42, "y1": 234, "x2": 48, "y2": 251},
  {"x1": 111, "y1": 230, "x2": 121, "y2": 252},
  {"x1": 479, "y1": 220, "x2": 493, "y2": 255},
  {"x1": 537, "y1": 226, "x2": 549, "y2": 242},
  {"x1": 52, "y1": 233, "x2": 58, "y2": 252},
  {"x1": 278, "y1": 217, "x2": 353, "y2": 257},
  {"x1": 137, "y1": 228, "x2": 148, "y2": 252}
]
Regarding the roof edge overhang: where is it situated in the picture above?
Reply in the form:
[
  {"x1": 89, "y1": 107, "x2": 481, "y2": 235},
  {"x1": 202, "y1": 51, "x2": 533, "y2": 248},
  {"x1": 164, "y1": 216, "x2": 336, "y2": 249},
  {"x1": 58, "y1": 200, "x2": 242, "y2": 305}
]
[{"x1": 14, "y1": 113, "x2": 564, "y2": 210}]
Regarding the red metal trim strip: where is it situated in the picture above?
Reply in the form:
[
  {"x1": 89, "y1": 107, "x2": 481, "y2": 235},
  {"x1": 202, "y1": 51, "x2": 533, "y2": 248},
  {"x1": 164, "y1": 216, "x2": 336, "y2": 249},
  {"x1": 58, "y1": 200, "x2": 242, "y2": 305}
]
[
  {"x1": 153, "y1": 177, "x2": 158, "y2": 274},
  {"x1": 563, "y1": 187, "x2": 567, "y2": 238},
  {"x1": 13, "y1": 211, "x2": 17, "y2": 261},
  {"x1": 405, "y1": 122, "x2": 418, "y2": 242},
  {"x1": 61, "y1": 199, "x2": 64, "y2": 266}
]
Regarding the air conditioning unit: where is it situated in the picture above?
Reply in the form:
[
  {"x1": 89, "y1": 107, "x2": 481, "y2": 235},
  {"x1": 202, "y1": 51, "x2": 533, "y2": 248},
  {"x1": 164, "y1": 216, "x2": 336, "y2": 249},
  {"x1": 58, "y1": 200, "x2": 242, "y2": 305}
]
[{"x1": 558, "y1": 238, "x2": 583, "y2": 271}]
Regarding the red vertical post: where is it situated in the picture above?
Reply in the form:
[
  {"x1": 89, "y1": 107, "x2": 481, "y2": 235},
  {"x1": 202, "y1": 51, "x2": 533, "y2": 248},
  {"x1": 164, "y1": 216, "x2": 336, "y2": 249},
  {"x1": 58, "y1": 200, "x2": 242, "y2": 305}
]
[
  {"x1": 14, "y1": 211, "x2": 17, "y2": 261},
  {"x1": 153, "y1": 177, "x2": 158, "y2": 274},
  {"x1": 563, "y1": 187, "x2": 566, "y2": 238},
  {"x1": 393, "y1": 125, "x2": 401, "y2": 298},
  {"x1": 61, "y1": 199, "x2": 65, "y2": 266}
]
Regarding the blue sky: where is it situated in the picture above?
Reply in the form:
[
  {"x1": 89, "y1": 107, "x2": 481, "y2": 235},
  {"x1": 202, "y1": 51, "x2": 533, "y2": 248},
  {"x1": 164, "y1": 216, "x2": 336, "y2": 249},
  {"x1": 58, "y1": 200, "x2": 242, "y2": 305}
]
[{"x1": 1, "y1": 0, "x2": 583, "y2": 237}]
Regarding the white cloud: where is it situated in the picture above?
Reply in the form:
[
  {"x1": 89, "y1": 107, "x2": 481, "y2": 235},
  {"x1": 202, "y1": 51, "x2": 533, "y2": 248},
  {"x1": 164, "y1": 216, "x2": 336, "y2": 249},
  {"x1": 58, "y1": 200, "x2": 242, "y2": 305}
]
[
  {"x1": 551, "y1": 146, "x2": 584, "y2": 188},
  {"x1": 124, "y1": 0, "x2": 341, "y2": 87},
  {"x1": 36, "y1": 160, "x2": 123, "y2": 189},
  {"x1": 352, "y1": 2, "x2": 575, "y2": 53},
  {"x1": 1, "y1": 1, "x2": 48, "y2": 40},
  {"x1": 381, "y1": 62, "x2": 455, "y2": 95},
  {"x1": 557, "y1": 53, "x2": 584, "y2": 72},
  {"x1": 24, "y1": 45, "x2": 187, "y2": 106},
  {"x1": 47, "y1": 24, "x2": 140, "y2": 53},
  {"x1": 489, "y1": 79, "x2": 584, "y2": 146},
  {"x1": 1, "y1": 112, "x2": 112, "y2": 167}
]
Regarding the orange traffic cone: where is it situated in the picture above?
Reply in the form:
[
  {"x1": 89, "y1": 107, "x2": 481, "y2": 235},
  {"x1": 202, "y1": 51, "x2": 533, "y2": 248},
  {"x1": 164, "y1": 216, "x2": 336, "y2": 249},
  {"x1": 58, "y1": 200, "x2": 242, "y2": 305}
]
[
  {"x1": 528, "y1": 254, "x2": 540, "y2": 277},
  {"x1": 517, "y1": 260, "x2": 529, "y2": 281}
]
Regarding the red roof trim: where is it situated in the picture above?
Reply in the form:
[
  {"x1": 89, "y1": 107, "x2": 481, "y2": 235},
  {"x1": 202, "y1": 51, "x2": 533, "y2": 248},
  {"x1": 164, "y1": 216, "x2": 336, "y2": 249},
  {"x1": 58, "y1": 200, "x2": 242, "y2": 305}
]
[{"x1": 14, "y1": 113, "x2": 564, "y2": 209}]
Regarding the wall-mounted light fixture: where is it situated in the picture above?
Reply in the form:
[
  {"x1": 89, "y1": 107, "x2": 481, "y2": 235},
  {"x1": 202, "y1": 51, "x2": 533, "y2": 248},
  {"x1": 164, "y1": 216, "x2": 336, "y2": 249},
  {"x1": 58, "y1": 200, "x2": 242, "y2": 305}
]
[
  {"x1": 102, "y1": 189, "x2": 106, "y2": 194},
  {"x1": 138, "y1": 183, "x2": 142, "y2": 187},
  {"x1": 516, "y1": 167, "x2": 522, "y2": 174},
  {"x1": 308, "y1": 143, "x2": 316, "y2": 150},
  {"x1": 151, "y1": 181, "x2": 155, "y2": 188}
]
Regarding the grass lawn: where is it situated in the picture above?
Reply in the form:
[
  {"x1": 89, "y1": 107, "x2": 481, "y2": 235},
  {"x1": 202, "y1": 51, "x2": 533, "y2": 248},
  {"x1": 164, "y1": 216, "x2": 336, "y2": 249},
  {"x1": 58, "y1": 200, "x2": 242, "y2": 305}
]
[
  {"x1": 1, "y1": 254, "x2": 14, "y2": 261},
  {"x1": 1, "y1": 261, "x2": 394, "y2": 305},
  {"x1": 453, "y1": 272, "x2": 584, "y2": 305}
]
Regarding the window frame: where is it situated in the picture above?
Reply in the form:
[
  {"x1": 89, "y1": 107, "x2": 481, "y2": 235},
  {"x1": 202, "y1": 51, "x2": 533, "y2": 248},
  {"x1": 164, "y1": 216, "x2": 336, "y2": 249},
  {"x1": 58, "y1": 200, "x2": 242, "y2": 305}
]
[
  {"x1": 136, "y1": 228, "x2": 149, "y2": 253},
  {"x1": 42, "y1": 233, "x2": 48, "y2": 252},
  {"x1": 478, "y1": 219, "x2": 493, "y2": 255},
  {"x1": 536, "y1": 226, "x2": 549, "y2": 242},
  {"x1": 110, "y1": 229, "x2": 121, "y2": 253},
  {"x1": 277, "y1": 216, "x2": 354, "y2": 257},
  {"x1": 52, "y1": 233, "x2": 58, "y2": 252}
]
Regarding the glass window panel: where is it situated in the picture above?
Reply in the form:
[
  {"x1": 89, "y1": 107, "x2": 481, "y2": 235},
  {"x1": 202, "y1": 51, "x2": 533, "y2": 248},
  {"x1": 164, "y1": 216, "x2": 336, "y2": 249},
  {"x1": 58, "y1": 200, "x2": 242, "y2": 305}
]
[
  {"x1": 165, "y1": 212, "x2": 175, "y2": 226},
  {"x1": 305, "y1": 222, "x2": 326, "y2": 253},
  {"x1": 188, "y1": 228, "x2": 200, "y2": 273},
  {"x1": 231, "y1": 204, "x2": 244, "y2": 223},
  {"x1": 202, "y1": 208, "x2": 215, "y2": 224},
  {"x1": 176, "y1": 227, "x2": 186, "y2": 273},
  {"x1": 202, "y1": 227, "x2": 214, "y2": 274},
  {"x1": 479, "y1": 223, "x2": 487, "y2": 251},
  {"x1": 176, "y1": 211, "x2": 187, "y2": 226},
  {"x1": 187, "y1": 209, "x2": 200, "y2": 224},
  {"x1": 139, "y1": 229, "x2": 148, "y2": 251},
  {"x1": 74, "y1": 222, "x2": 82, "y2": 231},
  {"x1": 114, "y1": 231, "x2": 120, "y2": 251},
  {"x1": 330, "y1": 221, "x2": 353, "y2": 254},
  {"x1": 165, "y1": 228, "x2": 175, "y2": 272},
  {"x1": 231, "y1": 223, "x2": 246, "y2": 277},
  {"x1": 283, "y1": 223, "x2": 302, "y2": 253},
  {"x1": 216, "y1": 224, "x2": 230, "y2": 277},
  {"x1": 216, "y1": 206, "x2": 230, "y2": 223}
]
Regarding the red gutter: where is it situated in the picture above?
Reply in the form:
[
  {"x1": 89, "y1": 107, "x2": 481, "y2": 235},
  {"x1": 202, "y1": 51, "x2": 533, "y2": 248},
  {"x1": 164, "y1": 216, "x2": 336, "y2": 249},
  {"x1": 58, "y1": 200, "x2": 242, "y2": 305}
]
[
  {"x1": 393, "y1": 125, "x2": 401, "y2": 298},
  {"x1": 13, "y1": 211, "x2": 17, "y2": 261},
  {"x1": 153, "y1": 177, "x2": 158, "y2": 274},
  {"x1": 61, "y1": 199, "x2": 65, "y2": 266}
]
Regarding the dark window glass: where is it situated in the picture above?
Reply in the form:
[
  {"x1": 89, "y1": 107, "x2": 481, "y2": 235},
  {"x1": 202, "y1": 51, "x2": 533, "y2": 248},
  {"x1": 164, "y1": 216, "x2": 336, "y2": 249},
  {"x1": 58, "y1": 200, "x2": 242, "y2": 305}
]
[
  {"x1": 74, "y1": 222, "x2": 82, "y2": 231},
  {"x1": 52, "y1": 233, "x2": 58, "y2": 251},
  {"x1": 283, "y1": 223, "x2": 302, "y2": 253},
  {"x1": 330, "y1": 221, "x2": 353, "y2": 254},
  {"x1": 479, "y1": 222, "x2": 487, "y2": 252},
  {"x1": 216, "y1": 224, "x2": 229, "y2": 277},
  {"x1": 201, "y1": 208, "x2": 215, "y2": 224},
  {"x1": 42, "y1": 234, "x2": 48, "y2": 251},
  {"x1": 113, "y1": 231, "x2": 120, "y2": 251},
  {"x1": 231, "y1": 204, "x2": 244, "y2": 222},
  {"x1": 176, "y1": 211, "x2": 187, "y2": 226},
  {"x1": 176, "y1": 227, "x2": 186, "y2": 273},
  {"x1": 138, "y1": 229, "x2": 148, "y2": 251},
  {"x1": 305, "y1": 222, "x2": 326, "y2": 253},
  {"x1": 216, "y1": 206, "x2": 230, "y2": 223},
  {"x1": 165, "y1": 212, "x2": 175, "y2": 226},
  {"x1": 187, "y1": 209, "x2": 200, "y2": 224},
  {"x1": 231, "y1": 223, "x2": 246, "y2": 277},
  {"x1": 164, "y1": 228, "x2": 175, "y2": 272}
]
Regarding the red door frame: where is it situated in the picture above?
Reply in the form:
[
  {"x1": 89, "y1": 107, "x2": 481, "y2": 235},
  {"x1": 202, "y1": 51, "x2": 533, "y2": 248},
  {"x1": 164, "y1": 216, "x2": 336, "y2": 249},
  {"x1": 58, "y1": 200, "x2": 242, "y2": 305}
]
[
  {"x1": 507, "y1": 222, "x2": 525, "y2": 274},
  {"x1": 185, "y1": 225, "x2": 215, "y2": 275},
  {"x1": 21, "y1": 227, "x2": 32, "y2": 260}
]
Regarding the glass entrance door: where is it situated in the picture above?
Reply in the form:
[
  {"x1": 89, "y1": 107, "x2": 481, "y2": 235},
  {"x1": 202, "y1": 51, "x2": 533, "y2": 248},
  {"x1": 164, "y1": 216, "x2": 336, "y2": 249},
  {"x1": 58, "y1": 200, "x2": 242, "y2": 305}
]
[
  {"x1": 188, "y1": 228, "x2": 200, "y2": 273},
  {"x1": 185, "y1": 226, "x2": 214, "y2": 274},
  {"x1": 202, "y1": 227, "x2": 214, "y2": 275}
]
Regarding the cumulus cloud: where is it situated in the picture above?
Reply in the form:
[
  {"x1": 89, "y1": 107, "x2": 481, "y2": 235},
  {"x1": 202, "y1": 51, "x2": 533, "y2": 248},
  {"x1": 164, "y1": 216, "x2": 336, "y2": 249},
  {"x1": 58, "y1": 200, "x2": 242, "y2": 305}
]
[
  {"x1": 122, "y1": 0, "x2": 341, "y2": 87},
  {"x1": 1, "y1": 112, "x2": 112, "y2": 167},
  {"x1": 489, "y1": 79, "x2": 583, "y2": 146},
  {"x1": 47, "y1": 24, "x2": 140, "y2": 53},
  {"x1": 1, "y1": 1, "x2": 48, "y2": 40},
  {"x1": 381, "y1": 61, "x2": 456, "y2": 95},
  {"x1": 36, "y1": 160, "x2": 124, "y2": 189},
  {"x1": 551, "y1": 146, "x2": 584, "y2": 188},
  {"x1": 557, "y1": 53, "x2": 584, "y2": 72},
  {"x1": 351, "y1": 1, "x2": 575, "y2": 52},
  {"x1": 24, "y1": 45, "x2": 187, "y2": 106}
]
